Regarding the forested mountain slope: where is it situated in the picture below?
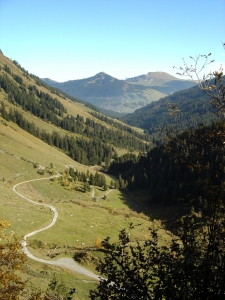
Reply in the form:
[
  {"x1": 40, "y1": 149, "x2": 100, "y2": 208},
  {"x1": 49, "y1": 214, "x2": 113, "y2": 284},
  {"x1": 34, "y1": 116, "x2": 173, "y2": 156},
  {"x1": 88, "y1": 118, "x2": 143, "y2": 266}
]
[
  {"x1": 108, "y1": 120, "x2": 224, "y2": 207},
  {"x1": 121, "y1": 83, "x2": 217, "y2": 143},
  {"x1": 0, "y1": 52, "x2": 153, "y2": 167},
  {"x1": 109, "y1": 65, "x2": 225, "y2": 206}
]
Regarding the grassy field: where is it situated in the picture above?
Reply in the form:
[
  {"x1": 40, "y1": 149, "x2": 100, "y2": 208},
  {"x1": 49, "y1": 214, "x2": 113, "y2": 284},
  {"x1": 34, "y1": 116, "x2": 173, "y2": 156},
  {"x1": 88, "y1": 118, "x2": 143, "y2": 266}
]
[
  {"x1": 0, "y1": 117, "x2": 172, "y2": 299},
  {"x1": 0, "y1": 118, "x2": 101, "y2": 298},
  {"x1": 15, "y1": 177, "x2": 155, "y2": 259}
]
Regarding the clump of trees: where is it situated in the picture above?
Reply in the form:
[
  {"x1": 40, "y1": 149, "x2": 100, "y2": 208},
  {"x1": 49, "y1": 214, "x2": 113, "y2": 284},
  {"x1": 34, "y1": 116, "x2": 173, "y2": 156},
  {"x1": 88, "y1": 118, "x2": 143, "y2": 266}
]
[{"x1": 59, "y1": 167, "x2": 108, "y2": 193}]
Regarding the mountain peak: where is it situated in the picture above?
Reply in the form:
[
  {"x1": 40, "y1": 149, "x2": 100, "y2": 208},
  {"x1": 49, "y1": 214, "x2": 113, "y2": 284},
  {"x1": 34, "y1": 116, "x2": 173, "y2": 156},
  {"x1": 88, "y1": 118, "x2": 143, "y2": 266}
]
[
  {"x1": 146, "y1": 71, "x2": 178, "y2": 80},
  {"x1": 95, "y1": 72, "x2": 115, "y2": 79},
  {"x1": 125, "y1": 71, "x2": 180, "y2": 86},
  {"x1": 96, "y1": 72, "x2": 107, "y2": 76}
]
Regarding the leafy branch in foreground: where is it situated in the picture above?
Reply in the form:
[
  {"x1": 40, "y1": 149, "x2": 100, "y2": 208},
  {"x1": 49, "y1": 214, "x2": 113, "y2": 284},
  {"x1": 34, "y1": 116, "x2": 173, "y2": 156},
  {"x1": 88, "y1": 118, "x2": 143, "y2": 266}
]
[
  {"x1": 90, "y1": 206, "x2": 225, "y2": 300},
  {"x1": 174, "y1": 52, "x2": 225, "y2": 117}
]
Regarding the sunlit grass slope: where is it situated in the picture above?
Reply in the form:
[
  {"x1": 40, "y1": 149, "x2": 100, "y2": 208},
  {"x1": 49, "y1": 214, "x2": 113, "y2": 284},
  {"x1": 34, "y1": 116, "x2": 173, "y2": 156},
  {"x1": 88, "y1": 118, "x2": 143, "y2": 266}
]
[{"x1": 0, "y1": 117, "x2": 165, "y2": 299}]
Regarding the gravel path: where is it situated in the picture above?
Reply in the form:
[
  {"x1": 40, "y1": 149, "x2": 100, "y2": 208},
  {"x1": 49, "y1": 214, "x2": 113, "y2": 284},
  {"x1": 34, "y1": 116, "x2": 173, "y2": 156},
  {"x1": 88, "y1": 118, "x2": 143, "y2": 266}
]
[{"x1": 13, "y1": 175, "x2": 100, "y2": 281}]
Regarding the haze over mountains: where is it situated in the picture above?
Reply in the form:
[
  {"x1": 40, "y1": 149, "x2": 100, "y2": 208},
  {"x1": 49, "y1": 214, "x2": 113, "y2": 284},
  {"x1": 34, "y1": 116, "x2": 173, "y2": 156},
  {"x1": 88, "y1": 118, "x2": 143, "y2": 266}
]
[{"x1": 43, "y1": 72, "x2": 196, "y2": 113}]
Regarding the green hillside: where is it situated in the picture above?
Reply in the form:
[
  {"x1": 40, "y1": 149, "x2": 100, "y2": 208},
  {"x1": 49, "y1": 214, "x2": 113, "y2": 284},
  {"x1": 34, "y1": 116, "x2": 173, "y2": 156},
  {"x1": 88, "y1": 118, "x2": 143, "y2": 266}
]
[{"x1": 121, "y1": 83, "x2": 217, "y2": 144}]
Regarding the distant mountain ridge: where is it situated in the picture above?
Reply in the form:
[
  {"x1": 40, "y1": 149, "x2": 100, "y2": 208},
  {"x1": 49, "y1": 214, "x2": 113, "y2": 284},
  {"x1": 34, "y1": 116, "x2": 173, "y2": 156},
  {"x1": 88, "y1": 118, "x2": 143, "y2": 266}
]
[
  {"x1": 126, "y1": 71, "x2": 178, "y2": 85},
  {"x1": 43, "y1": 72, "x2": 196, "y2": 113},
  {"x1": 126, "y1": 72, "x2": 196, "y2": 95}
]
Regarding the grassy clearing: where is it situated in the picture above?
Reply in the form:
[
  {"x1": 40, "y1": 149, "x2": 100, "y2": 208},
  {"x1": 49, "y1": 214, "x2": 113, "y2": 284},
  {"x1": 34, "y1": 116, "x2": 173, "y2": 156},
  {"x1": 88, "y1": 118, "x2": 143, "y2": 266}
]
[
  {"x1": 0, "y1": 117, "x2": 92, "y2": 172},
  {"x1": 20, "y1": 178, "x2": 153, "y2": 253}
]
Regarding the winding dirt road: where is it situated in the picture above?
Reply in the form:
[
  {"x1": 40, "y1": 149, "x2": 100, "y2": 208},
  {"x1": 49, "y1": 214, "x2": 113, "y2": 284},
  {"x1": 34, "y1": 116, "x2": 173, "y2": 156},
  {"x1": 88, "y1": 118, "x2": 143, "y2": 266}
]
[{"x1": 13, "y1": 175, "x2": 100, "y2": 281}]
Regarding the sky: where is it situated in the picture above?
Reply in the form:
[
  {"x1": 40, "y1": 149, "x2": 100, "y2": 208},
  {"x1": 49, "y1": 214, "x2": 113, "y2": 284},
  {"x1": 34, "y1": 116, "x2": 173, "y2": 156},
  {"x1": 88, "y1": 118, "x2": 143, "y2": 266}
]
[{"x1": 0, "y1": 0, "x2": 224, "y2": 82}]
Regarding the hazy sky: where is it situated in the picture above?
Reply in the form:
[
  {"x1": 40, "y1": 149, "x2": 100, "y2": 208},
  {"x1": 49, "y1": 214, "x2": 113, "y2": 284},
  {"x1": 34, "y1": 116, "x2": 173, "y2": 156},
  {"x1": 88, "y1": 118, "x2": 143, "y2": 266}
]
[{"x1": 0, "y1": 0, "x2": 224, "y2": 82}]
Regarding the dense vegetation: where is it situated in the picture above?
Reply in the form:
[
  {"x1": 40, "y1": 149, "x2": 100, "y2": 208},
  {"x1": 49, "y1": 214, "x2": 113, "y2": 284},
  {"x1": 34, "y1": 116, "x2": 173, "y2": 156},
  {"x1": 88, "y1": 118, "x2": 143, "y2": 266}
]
[
  {"x1": 89, "y1": 111, "x2": 151, "y2": 142},
  {"x1": 108, "y1": 121, "x2": 223, "y2": 204}
]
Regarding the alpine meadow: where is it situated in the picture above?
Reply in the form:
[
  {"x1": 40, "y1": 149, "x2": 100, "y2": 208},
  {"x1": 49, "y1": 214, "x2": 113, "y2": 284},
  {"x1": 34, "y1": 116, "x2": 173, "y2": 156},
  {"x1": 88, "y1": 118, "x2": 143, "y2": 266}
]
[{"x1": 1, "y1": 43, "x2": 225, "y2": 300}]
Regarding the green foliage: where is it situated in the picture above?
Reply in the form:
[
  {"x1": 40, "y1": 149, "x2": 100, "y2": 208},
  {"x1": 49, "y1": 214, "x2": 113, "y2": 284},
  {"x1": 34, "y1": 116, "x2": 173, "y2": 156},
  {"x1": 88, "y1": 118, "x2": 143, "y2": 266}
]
[
  {"x1": 83, "y1": 181, "x2": 90, "y2": 193},
  {"x1": 0, "y1": 101, "x2": 10, "y2": 121},
  {"x1": 90, "y1": 227, "x2": 178, "y2": 299},
  {"x1": 45, "y1": 274, "x2": 76, "y2": 300},
  {"x1": 0, "y1": 74, "x2": 67, "y2": 121},
  {"x1": 90, "y1": 202, "x2": 225, "y2": 299},
  {"x1": 89, "y1": 111, "x2": 151, "y2": 142},
  {"x1": 37, "y1": 168, "x2": 46, "y2": 175},
  {"x1": 103, "y1": 182, "x2": 108, "y2": 191},
  {"x1": 109, "y1": 121, "x2": 225, "y2": 204},
  {"x1": 3, "y1": 64, "x2": 12, "y2": 75}
]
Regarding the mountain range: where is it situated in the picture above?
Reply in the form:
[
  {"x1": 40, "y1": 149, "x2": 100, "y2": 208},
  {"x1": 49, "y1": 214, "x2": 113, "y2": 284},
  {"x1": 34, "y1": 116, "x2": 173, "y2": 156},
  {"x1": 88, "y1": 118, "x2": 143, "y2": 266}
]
[{"x1": 43, "y1": 72, "x2": 196, "y2": 113}]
